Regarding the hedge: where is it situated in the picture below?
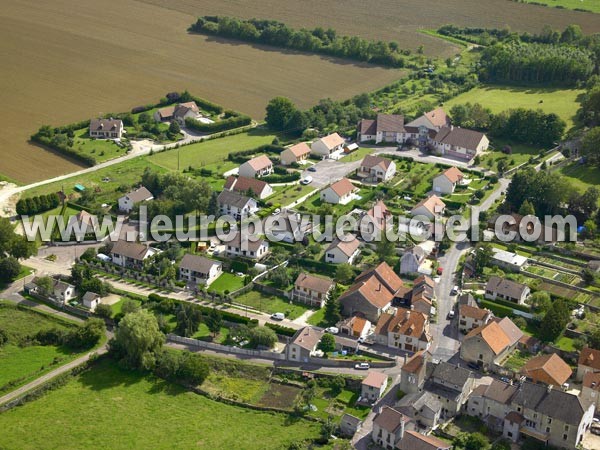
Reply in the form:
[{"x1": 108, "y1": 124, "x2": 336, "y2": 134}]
[
  {"x1": 484, "y1": 296, "x2": 531, "y2": 313},
  {"x1": 16, "y1": 193, "x2": 60, "y2": 216},
  {"x1": 480, "y1": 300, "x2": 516, "y2": 318},
  {"x1": 261, "y1": 172, "x2": 300, "y2": 183},
  {"x1": 265, "y1": 322, "x2": 297, "y2": 337},
  {"x1": 228, "y1": 144, "x2": 283, "y2": 163},
  {"x1": 31, "y1": 134, "x2": 96, "y2": 167},
  {"x1": 185, "y1": 115, "x2": 251, "y2": 133}
]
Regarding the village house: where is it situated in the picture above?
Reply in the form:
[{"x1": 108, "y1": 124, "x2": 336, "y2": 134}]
[
  {"x1": 320, "y1": 178, "x2": 359, "y2": 205},
  {"x1": 359, "y1": 200, "x2": 392, "y2": 241},
  {"x1": 66, "y1": 210, "x2": 96, "y2": 237},
  {"x1": 280, "y1": 142, "x2": 311, "y2": 165},
  {"x1": 432, "y1": 166, "x2": 464, "y2": 195},
  {"x1": 485, "y1": 276, "x2": 530, "y2": 305},
  {"x1": 154, "y1": 101, "x2": 200, "y2": 124},
  {"x1": 458, "y1": 304, "x2": 492, "y2": 333},
  {"x1": 467, "y1": 379, "x2": 594, "y2": 449},
  {"x1": 110, "y1": 240, "x2": 158, "y2": 269},
  {"x1": 310, "y1": 133, "x2": 346, "y2": 159},
  {"x1": 263, "y1": 210, "x2": 312, "y2": 243},
  {"x1": 459, "y1": 292, "x2": 477, "y2": 307},
  {"x1": 361, "y1": 371, "x2": 388, "y2": 402},
  {"x1": 520, "y1": 353, "x2": 572, "y2": 388},
  {"x1": 576, "y1": 347, "x2": 600, "y2": 381},
  {"x1": 410, "y1": 195, "x2": 446, "y2": 221},
  {"x1": 338, "y1": 315, "x2": 371, "y2": 338},
  {"x1": 490, "y1": 248, "x2": 528, "y2": 272},
  {"x1": 324, "y1": 234, "x2": 360, "y2": 264},
  {"x1": 408, "y1": 275, "x2": 436, "y2": 316},
  {"x1": 375, "y1": 307, "x2": 432, "y2": 352},
  {"x1": 339, "y1": 262, "x2": 407, "y2": 322},
  {"x1": 81, "y1": 292, "x2": 101, "y2": 311},
  {"x1": 397, "y1": 389, "x2": 443, "y2": 432},
  {"x1": 425, "y1": 361, "x2": 474, "y2": 418},
  {"x1": 286, "y1": 326, "x2": 323, "y2": 363},
  {"x1": 52, "y1": 280, "x2": 76, "y2": 305},
  {"x1": 406, "y1": 108, "x2": 451, "y2": 131},
  {"x1": 217, "y1": 190, "x2": 258, "y2": 219},
  {"x1": 89, "y1": 118, "x2": 123, "y2": 139},
  {"x1": 372, "y1": 406, "x2": 414, "y2": 450},
  {"x1": 118, "y1": 186, "x2": 154, "y2": 213},
  {"x1": 224, "y1": 233, "x2": 269, "y2": 260},
  {"x1": 178, "y1": 254, "x2": 222, "y2": 287},
  {"x1": 238, "y1": 155, "x2": 273, "y2": 178},
  {"x1": 580, "y1": 371, "x2": 600, "y2": 411},
  {"x1": 397, "y1": 431, "x2": 451, "y2": 450},
  {"x1": 357, "y1": 114, "x2": 406, "y2": 144},
  {"x1": 223, "y1": 175, "x2": 273, "y2": 200},
  {"x1": 399, "y1": 246, "x2": 426, "y2": 275},
  {"x1": 429, "y1": 126, "x2": 489, "y2": 161},
  {"x1": 357, "y1": 155, "x2": 396, "y2": 183},
  {"x1": 399, "y1": 350, "x2": 430, "y2": 395},
  {"x1": 460, "y1": 317, "x2": 523, "y2": 369},
  {"x1": 291, "y1": 272, "x2": 335, "y2": 308}
]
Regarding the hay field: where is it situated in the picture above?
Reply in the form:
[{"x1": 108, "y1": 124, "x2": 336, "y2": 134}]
[{"x1": 0, "y1": 0, "x2": 403, "y2": 184}]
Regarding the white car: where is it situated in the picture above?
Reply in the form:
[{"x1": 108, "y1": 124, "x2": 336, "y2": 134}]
[
  {"x1": 325, "y1": 327, "x2": 339, "y2": 334},
  {"x1": 271, "y1": 312, "x2": 285, "y2": 321},
  {"x1": 354, "y1": 362, "x2": 370, "y2": 370},
  {"x1": 301, "y1": 176, "x2": 312, "y2": 185},
  {"x1": 451, "y1": 285, "x2": 460, "y2": 295}
]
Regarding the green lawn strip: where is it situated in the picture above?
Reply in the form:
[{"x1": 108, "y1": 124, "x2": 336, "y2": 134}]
[
  {"x1": 0, "y1": 359, "x2": 320, "y2": 450},
  {"x1": 148, "y1": 129, "x2": 276, "y2": 171},
  {"x1": 554, "y1": 335, "x2": 576, "y2": 352},
  {"x1": 72, "y1": 128, "x2": 125, "y2": 162},
  {"x1": 557, "y1": 163, "x2": 600, "y2": 205},
  {"x1": 306, "y1": 307, "x2": 327, "y2": 327},
  {"x1": 192, "y1": 323, "x2": 230, "y2": 344},
  {"x1": 109, "y1": 297, "x2": 142, "y2": 317},
  {"x1": 210, "y1": 273, "x2": 246, "y2": 294},
  {"x1": 444, "y1": 85, "x2": 583, "y2": 130},
  {"x1": 520, "y1": 0, "x2": 600, "y2": 13},
  {"x1": 233, "y1": 289, "x2": 311, "y2": 320}
]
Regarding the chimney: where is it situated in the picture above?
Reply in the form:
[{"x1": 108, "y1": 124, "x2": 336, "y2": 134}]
[
  {"x1": 377, "y1": 283, "x2": 381, "y2": 292},
  {"x1": 547, "y1": 385, "x2": 553, "y2": 393}
]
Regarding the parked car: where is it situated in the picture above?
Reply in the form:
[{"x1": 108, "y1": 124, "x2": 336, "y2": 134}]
[
  {"x1": 301, "y1": 176, "x2": 312, "y2": 185},
  {"x1": 451, "y1": 285, "x2": 459, "y2": 295},
  {"x1": 271, "y1": 208, "x2": 281, "y2": 216},
  {"x1": 437, "y1": 267, "x2": 443, "y2": 275},
  {"x1": 354, "y1": 362, "x2": 370, "y2": 370},
  {"x1": 325, "y1": 327, "x2": 339, "y2": 334},
  {"x1": 271, "y1": 312, "x2": 285, "y2": 321},
  {"x1": 467, "y1": 362, "x2": 480, "y2": 371},
  {"x1": 307, "y1": 166, "x2": 317, "y2": 172},
  {"x1": 500, "y1": 377, "x2": 511, "y2": 384},
  {"x1": 447, "y1": 310, "x2": 455, "y2": 319}
]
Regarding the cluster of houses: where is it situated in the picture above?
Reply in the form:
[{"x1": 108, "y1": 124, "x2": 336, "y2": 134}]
[{"x1": 357, "y1": 108, "x2": 489, "y2": 161}]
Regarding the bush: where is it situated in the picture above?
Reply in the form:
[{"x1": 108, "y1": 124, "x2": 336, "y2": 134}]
[{"x1": 265, "y1": 322, "x2": 296, "y2": 337}]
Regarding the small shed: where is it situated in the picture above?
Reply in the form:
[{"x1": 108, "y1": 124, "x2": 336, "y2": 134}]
[{"x1": 74, "y1": 184, "x2": 86, "y2": 192}]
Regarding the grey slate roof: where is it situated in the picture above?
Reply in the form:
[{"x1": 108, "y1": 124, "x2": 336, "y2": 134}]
[
  {"x1": 217, "y1": 190, "x2": 254, "y2": 209},
  {"x1": 179, "y1": 254, "x2": 221, "y2": 273},
  {"x1": 431, "y1": 361, "x2": 472, "y2": 389}
]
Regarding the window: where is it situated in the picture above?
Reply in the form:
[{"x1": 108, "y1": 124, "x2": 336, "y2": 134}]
[
  {"x1": 546, "y1": 427, "x2": 550, "y2": 433},
  {"x1": 563, "y1": 434, "x2": 568, "y2": 441}
]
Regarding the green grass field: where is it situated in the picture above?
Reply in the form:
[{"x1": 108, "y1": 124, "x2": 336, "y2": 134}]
[
  {"x1": 445, "y1": 85, "x2": 583, "y2": 129},
  {"x1": 0, "y1": 301, "x2": 87, "y2": 393},
  {"x1": 0, "y1": 359, "x2": 320, "y2": 450},
  {"x1": 109, "y1": 298, "x2": 142, "y2": 317},
  {"x1": 149, "y1": 129, "x2": 276, "y2": 171},
  {"x1": 233, "y1": 289, "x2": 311, "y2": 320},
  {"x1": 521, "y1": 0, "x2": 600, "y2": 13},
  {"x1": 73, "y1": 129, "x2": 125, "y2": 162},
  {"x1": 557, "y1": 163, "x2": 600, "y2": 203},
  {"x1": 210, "y1": 273, "x2": 246, "y2": 294}
]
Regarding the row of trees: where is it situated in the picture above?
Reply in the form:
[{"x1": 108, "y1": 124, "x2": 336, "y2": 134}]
[
  {"x1": 190, "y1": 16, "x2": 410, "y2": 68},
  {"x1": 16, "y1": 193, "x2": 60, "y2": 216},
  {"x1": 0, "y1": 217, "x2": 37, "y2": 283},
  {"x1": 450, "y1": 103, "x2": 565, "y2": 147}
]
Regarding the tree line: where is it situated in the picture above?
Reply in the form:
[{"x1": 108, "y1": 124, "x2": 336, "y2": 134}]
[
  {"x1": 189, "y1": 16, "x2": 411, "y2": 68},
  {"x1": 16, "y1": 193, "x2": 60, "y2": 216},
  {"x1": 450, "y1": 103, "x2": 565, "y2": 147}
]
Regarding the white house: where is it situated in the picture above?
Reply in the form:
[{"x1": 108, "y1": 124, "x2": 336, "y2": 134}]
[
  {"x1": 357, "y1": 114, "x2": 405, "y2": 144},
  {"x1": 361, "y1": 371, "x2": 388, "y2": 402},
  {"x1": 217, "y1": 190, "x2": 259, "y2": 219},
  {"x1": 224, "y1": 233, "x2": 269, "y2": 260},
  {"x1": 110, "y1": 240, "x2": 158, "y2": 269},
  {"x1": 292, "y1": 272, "x2": 335, "y2": 308},
  {"x1": 118, "y1": 186, "x2": 154, "y2": 213},
  {"x1": 432, "y1": 167, "x2": 464, "y2": 195},
  {"x1": 357, "y1": 155, "x2": 396, "y2": 183},
  {"x1": 320, "y1": 178, "x2": 358, "y2": 205},
  {"x1": 399, "y1": 246, "x2": 426, "y2": 275},
  {"x1": 82, "y1": 291, "x2": 101, "y2": 311},
  {"x1": 89, "y1": 118, "x2": 123, "y2": 139},
  {"x1": 52, "y1": 280, "x2": 76, "y2": 305},
  {"x1": 280, "y1": 142, "x2": 311, "y2": 165},
  {"x1": 410, "y1": 195, "x2": 446, "y2": 220},
  {"x1": 178, "y1": 254, "x2": 222, "y2": 287},
  {"x1": 325, "y1": 234, "x2": 360, "y2": 264},
  {"x1": 223, "y1": 176, "x2": 273, "y2": 200},
  {"x1": 311, "y1": 133, "x2": 346, "y2": 159},
  {"x1": 238, "y1": 155, "x2": 273, "y2": 178},
  {"x1": 485, "y1": 276, "x2": 530, "y2": 305}
]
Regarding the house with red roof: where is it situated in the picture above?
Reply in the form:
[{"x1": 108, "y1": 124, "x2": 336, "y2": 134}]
[{"x1": 320, "y1": 178, "x2": 359, "y2": 205}]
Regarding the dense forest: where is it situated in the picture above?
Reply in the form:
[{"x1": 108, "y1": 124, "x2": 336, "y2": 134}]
[{"x1": 189, "y1": 16, "x2": 411, "y2": 68}]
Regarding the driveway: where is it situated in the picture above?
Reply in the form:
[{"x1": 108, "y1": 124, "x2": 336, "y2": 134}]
[{"x1": 300, "y1": 158, "x2": 364, "y2": 188}]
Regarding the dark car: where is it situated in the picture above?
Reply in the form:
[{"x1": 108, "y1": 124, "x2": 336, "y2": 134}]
[
  {"x1": 467, "y1": 362, "x2": 480, "y2": 371},
  {"x1": 307, "y1": 166, "x2": 317, "y2": 172}
]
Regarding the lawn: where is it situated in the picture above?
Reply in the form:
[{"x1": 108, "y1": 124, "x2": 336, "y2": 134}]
[
  {"x1": 210, "y1": 273, "x2": 246, "y2": 294},
  {"x1": 557, "y1": 163, "x2": 600, "y2": 204},
  {"x1": 554, "y1": 335, "x2": 576, "y2": 352},
  {"x1": 503, "y1": 350, "x2": 532, "y2": 372},
  {"x1": 0, "y1": 301, "x2": 89, "y2": 394},
  {"x1": 445, "y1": 85, "x2": 583, "y2": 130},
  {"x1": 309, "y1": 388, "x2": 370, "y2": 422},
  {"x1": 110, "y1": 297, "x2": 142, "y2": 317},
  {"x1": 0, "y1": 359, "x2": 321, "y2": 450},
  {"x1": 192, "y1": 323, "x2": 230, "y2": 344},
  {"x1": 148, "y1": 129, "x2": 276, "y2": 171},
  {"x1": 233, "y1": 289, "x2": 311, "y2": 320},
  {"x1": 73, "y1": 128, "x2": 125, "y2": 162},
  {"x1": 341, "y1": 146, "x2": 375, "y2": 162},
  {"x1": 307, "y1": 307, "x2": 327, "y2": 327},
  {"x1": 268, "y1": 184, "x2": 315, "y2": 208}
]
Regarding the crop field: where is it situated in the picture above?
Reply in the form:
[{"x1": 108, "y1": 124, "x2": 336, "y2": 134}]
[
  {"x1": 0, "y1": 359, "x2": 321, "y2": 450},
  {"x1": 444, "y1": 85, "x2": 584, "y2": 130},
  {"x1": 0, "y1": 0, "x2": 407, "y2": 184}
]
